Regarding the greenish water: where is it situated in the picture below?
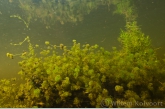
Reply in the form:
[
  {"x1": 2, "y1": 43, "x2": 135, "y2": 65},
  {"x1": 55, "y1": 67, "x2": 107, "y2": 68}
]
[{"x1": 0, "y1": 0, "x2": 165, "y2": 79}]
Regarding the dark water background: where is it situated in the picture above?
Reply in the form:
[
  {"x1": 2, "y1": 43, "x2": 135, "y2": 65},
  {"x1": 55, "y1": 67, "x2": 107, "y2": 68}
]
[{"x1": 0, "y1": 0, "x2": 165, "y2": 79}]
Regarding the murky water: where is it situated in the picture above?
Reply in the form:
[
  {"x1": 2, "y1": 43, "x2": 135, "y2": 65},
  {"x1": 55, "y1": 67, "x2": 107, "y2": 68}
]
[{"x1": 0, "y1": 0, "x2": 165, "y2": 79}]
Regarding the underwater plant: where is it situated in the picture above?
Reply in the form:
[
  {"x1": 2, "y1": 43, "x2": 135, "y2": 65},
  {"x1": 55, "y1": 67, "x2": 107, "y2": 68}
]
[
  {"x1": 9, "y1": 0, "x2": 120, "y2": 28},
  {"x1": 1, "y1": 0, "x2": 165, "y2": 108},
  {"x1": 3, "y1": 25, "x2": 165, "y2": 107}
]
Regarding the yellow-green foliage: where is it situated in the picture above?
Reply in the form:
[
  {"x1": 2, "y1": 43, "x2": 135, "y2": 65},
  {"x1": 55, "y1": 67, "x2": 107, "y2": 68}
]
[
  {"x1": 1, "y1": 0, "x2": 165, "y2": 108},
  {"x1": 113, "y1": 0, "x2": 137, "y2": 22},
  {"x1": 2, "y1": 26, "x2": 165, "y2": 107},
  {"x1": 119, "y1": 21, "x2": 151, "y2": 54}
]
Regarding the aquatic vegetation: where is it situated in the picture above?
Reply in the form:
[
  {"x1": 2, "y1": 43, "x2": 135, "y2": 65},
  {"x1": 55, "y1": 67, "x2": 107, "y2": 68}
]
[
  {"x1": 1, "y1": 0, "x2": 165, "y2": 108},
  {"x1": 10, "y1": 14, "x2": 29, "y2": 28},
  {"x1": 33, "y1": 88, "x2": 40, "y2": 97},
  {"x1": 3, "y1": 31, "x2": 165, "y2": 107},
  {"x1": 9, "y1": 0, "x2": 121, "y2": 27},
  {"x1": 115, "y1": 85, "x2": 124, "y2": 93},
  {"x1": 6, "y1": 53, "x2": 14, "y2": 59},
  {"x1": 113, "y1": 0, "x2": 137, "y2": 22},
  {"x1": 44, "y1": 41, "x2": 50, "y2": 45}
]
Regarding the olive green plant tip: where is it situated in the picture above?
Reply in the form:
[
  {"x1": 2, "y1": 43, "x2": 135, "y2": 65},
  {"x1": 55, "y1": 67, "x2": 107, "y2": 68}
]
[
  {"x1": 45, "y1": 41, "x2": 50, "y2": 45},
  {"x1": 35, "y1": 44, "x2": 39, "y2": 48},
  {"x1": 33, "y1": 88, "x2": 40, "y2": 97},
  {"x1": 6, "y1": 53, "x2": 14, "y2": 59},
  {"x1": 115, "y1": 85, "x2": 124, "y2": 93},
  {"x1": 72, "y1": 39, "x2": 76, "y2": 43}
]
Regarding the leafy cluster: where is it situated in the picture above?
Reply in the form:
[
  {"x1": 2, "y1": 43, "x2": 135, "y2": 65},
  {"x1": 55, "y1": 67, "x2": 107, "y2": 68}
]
[
  {"x1": 113, "y1": 0, "x2": 137, "y2": 22},
  {"x1": 1, "y1": 0, "x2": 165, "y2": 108},
  {"x1": 1, "y1": 21, "x2": 165, "y2": 107}
]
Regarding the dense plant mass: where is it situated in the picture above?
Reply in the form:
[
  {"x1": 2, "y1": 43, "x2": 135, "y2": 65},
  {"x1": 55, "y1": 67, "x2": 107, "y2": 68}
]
[{"x1": 2, "y1": 21, "x2": 165, "y2": 107}]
